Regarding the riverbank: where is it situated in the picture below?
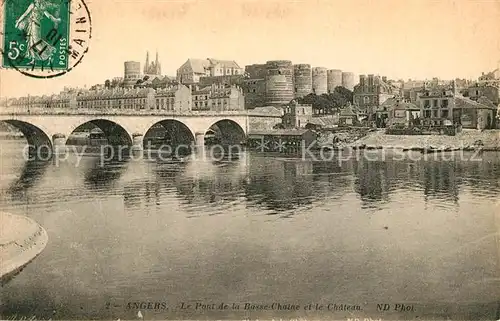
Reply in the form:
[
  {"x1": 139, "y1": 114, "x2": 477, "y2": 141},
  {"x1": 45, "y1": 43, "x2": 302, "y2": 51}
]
[
  {"x1": 346, "y1": 129, "x2": 500, "y2": 150},
  {"x1": 0, "y1": 132, "x2": 24, "y2": 139},
  {"x1": 0, "y1": 212, "x2": 48, "y2": 285},
  {"x1": 316, "y1": 128, "x2": 373, "y2": 148}
]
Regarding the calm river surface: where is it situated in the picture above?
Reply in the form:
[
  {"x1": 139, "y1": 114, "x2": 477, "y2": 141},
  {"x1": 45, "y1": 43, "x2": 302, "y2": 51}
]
[{"x1": 1, "y1": 139, "x2": 499, "y2": 320}]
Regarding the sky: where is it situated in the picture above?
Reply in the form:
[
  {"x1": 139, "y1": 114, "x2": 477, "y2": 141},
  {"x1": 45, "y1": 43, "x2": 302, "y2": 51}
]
[{"x1": 1, "y1": 0, "x2": 500, "y2": 98}]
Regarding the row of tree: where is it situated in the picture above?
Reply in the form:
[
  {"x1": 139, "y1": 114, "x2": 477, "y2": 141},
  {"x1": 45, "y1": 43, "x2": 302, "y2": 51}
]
[{"x1": 295, "y1": 86, "x2": 354, "y2": 114}]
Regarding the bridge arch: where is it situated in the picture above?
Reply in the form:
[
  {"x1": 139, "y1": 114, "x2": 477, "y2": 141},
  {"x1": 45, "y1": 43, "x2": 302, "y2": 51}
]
[
  {"x1": 143, "y1": 119, "x2": 195, "y2": 151},
  {"x1": 204, "y1": 119, "x2": 246, "y2": 146},
  {"x1": 68, "y1": 119, "x2": 133, "y2": 146},
  {"x1": 1, "y1": 119, "x2": 53, "y2": 151}
]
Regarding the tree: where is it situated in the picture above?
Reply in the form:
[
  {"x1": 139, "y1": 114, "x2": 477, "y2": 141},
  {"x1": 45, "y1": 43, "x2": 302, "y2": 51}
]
[
  {"x1": 327, "y1": 86, "x2": 353, "y2": 110},
  {"x1": 295, "y1": 86, "x2": 354, "y2": 114},
  {"x1": 104, "y1": 79, "x2": 111, "y2": 89},
  {"x1": 297, "y1": 93, "x2": 332, "y2": 112}
]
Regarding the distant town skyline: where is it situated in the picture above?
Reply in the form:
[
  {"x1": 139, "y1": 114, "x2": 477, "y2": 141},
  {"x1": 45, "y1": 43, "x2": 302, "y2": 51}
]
[{"x1": 1, "y1": 0, "x2": 499, "y2": 98}]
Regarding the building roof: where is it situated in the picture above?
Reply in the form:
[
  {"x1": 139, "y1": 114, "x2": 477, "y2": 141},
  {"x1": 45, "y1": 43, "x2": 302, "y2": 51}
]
[
  {"x1": 479, "y1": 68, "x2": 499, "y2": 81},
  {"x1": 402, "y1": 80, "x2": 425, "y2": 90},
  {"x1": 90, "y1": 128, "x2": 104, "y2": 134},
  {"x1": 207, "y1": 58, "x2": 241, "y2": 69},
  {"x1": 307, "y1": 115, "x2": 339, "y2": 126},
  {"x1": 248, "y1": 129, "x2": 313, "y2": 136},
  {"x1": 192, "y1": 85, "x2": 213, "y2": 94},
  {"x1": 477, "y1": 96, "x2": 498, "y2": 108},
  {"x1": 379, "y1": 98, "x2": 420, "y2": 111},
  {"x1": 183, "y1": 58, "x2": 241, "y2": 74},
  {"x1": 184, "y1": 59, "x2": 208, "y2": 74},
  {"x1": 250, "y1": 106, "x2": 283, "y2": 116},
  {"x1": 74, "y1": 87, "x2": 156, "y2": 99},
  {"x1": 156, "y1": 86, "x2": 182, "y2": 95},
  {"x1": 470, "y1": 80, "x2": 500, "y2": 89},
  {"x1": 455, "y1": 96, "x2": 497, "y2": 110},
  {"x1": 379, "y1": 79, "x2": 396, "y2": 93}
]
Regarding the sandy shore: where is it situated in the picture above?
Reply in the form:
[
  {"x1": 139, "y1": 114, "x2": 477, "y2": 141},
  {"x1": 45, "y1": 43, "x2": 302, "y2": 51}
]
[
  {"x1": 0, "y1": 212, "x2": 48, "y2": 285},
  {"x1": 347, "y1": 129, "x2": 500, "y2": 150}
]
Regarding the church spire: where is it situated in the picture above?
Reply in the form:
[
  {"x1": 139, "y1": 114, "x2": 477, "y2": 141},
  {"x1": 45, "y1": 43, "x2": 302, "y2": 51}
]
[
  {"x1": 144, "y1": 51, "x2": 150, "y2": 74},
  {"x1": 155, "y1": 50, "x2": 161, "y2": 75}
]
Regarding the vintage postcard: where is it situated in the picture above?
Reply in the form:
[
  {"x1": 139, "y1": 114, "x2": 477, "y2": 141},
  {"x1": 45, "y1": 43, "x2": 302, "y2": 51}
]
[{"x1": 0, "y1": 0, "x2": 499, "y2": 320}]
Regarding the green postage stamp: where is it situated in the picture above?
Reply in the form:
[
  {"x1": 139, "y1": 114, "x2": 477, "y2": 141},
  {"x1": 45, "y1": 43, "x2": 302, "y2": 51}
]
[{"x1": 1, "y1": 0, "x2": 92, "y2": 78}]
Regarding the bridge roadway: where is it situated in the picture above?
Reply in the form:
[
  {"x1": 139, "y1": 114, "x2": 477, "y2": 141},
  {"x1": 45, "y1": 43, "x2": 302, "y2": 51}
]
[{"x1": 0, "y1": 108, "x2": 279, "y2": 154}]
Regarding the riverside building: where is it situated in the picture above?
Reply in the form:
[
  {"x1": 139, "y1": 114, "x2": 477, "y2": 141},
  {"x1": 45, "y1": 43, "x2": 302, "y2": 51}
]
[
  {"x1": 353, "y1": 74, "x2": 399, "y2": 121},
  {"x1": 7, "y1": 84, "x2": 246, "y2": 114},
  {"x1": 416, "y1": 81, "x2": 496, "y2": 129},
  {"x1": 177, "y1": 58, "x2": 244, "y2": 84},
  {"x1": 191, "y1": 84, "x2": 245, "y2": 112}
]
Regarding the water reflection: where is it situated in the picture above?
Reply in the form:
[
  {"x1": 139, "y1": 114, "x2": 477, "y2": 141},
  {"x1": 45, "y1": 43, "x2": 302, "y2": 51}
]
[
  {"x1": 246, "y1": 157, "x2": 315, "y2": 214},
  {"x1": 310, "y1": 161, "x2": 353, "y2": 201},
  {"x1": 173, "y1": 157, "x2": 247, "y2": 216},
  {"x1": 353, "y1": 160, "x2": 390, "y2": 207},
  {"x1": 83, "y1": 156, "x2": 130, "y2": 190},
  {"x1": 2, "y1": 143, "x2": 500, "y2": 215},
  {"x1": 117, "y1": 152, "x2": 500, "y2": 216},
  {"x1": 8, "y1": 159, "x2": 50, "y2": 199},
  {"x1": 457, "y1": 152, "x2": 500, "y2": 197},
  {"x1": 350, "y1": 158, "x2": 463, "y2": 208},
  {"x1": 422, "y1": 161, "x2": 459, "y2": 204}
]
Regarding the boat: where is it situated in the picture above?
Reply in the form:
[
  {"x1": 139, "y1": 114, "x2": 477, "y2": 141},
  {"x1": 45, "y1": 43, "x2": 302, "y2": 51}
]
[{"x1": 1, "y1": 212, "x2": 48, "y2": 285}]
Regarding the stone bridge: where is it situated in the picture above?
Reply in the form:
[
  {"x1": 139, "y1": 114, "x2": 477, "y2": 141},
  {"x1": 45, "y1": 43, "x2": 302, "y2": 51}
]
[{"x1": 0, "y1": 108, "x2": 281, "y2": 154}]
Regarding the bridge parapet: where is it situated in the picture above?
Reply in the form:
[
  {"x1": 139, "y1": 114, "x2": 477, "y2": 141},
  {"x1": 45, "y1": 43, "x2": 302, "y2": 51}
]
[
  {"x1": 0, "y1": 107, "x2": 251, "y2": 117},
  {"x1": 0, "y1": 106, "x2": 282, "y2": 117}
]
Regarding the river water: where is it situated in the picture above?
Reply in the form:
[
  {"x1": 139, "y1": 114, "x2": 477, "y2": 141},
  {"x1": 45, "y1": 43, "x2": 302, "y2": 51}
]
[{"x1": 1, "y1": 139, "x2": 499, "y2": 320}]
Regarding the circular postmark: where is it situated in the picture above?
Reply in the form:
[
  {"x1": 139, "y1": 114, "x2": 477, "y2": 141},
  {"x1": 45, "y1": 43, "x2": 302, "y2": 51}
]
[{"x1": 0, "y1": 0, "x2": 92, "y2": 78}]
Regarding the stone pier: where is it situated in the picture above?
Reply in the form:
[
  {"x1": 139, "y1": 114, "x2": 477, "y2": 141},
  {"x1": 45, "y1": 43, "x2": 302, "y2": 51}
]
[
  {"x1": 0, "y1": 212, "x2": 48, "y2": 285},
  {"x1": 131, "y1": 133, "x2": 144, "y2": 152},
  {"x1": 52, "y1": 133, "x2": 67, "y2": 155},
  {"x1": 195, "y1": 132, "x2": 205, "y2": 149}
]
